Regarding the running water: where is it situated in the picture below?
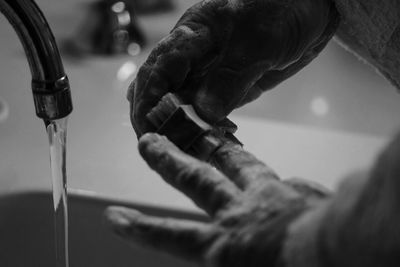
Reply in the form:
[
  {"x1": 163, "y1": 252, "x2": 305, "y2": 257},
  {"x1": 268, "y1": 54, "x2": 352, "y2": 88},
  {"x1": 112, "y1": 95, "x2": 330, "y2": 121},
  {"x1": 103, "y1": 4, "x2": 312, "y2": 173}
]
[{"x1": 47, "y1": 118, "x2": 69, "y2": 267}]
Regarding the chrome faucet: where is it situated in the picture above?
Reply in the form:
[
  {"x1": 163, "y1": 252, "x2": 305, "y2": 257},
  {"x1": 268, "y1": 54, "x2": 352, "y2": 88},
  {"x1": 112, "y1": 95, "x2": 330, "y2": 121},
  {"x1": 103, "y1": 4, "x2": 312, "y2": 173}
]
[{"x1": 0, "y1": 0, "x2": 72, "y2": 124}]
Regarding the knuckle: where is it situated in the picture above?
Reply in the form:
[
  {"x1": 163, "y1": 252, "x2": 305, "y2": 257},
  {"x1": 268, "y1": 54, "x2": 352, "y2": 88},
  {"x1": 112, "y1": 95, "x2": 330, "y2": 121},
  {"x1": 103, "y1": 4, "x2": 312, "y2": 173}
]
[
  {"x1": 156, "y1": 147, "x2": 173, "y2": 166},
  {"x1": 135, "y1": 64, "x2": 152, "y2": 84},
  {"x1": 126, "y1": 82, "x2": 135, "y2": 101},
  {"x1": 233, "y1": 160, "x2": 277, "y2": 182},
  {"x1": 176, "y1": 163, "x2": 210, "y2": 186},
  {"x1": 139, "y1": 133, "x2": 157, "y2": 144},
  {"x1": 284, "y1": 177, "x2": 331, "y2": 199},
  {"x1": 248, "y1": 164, "x2": 279, "y2": 180}
]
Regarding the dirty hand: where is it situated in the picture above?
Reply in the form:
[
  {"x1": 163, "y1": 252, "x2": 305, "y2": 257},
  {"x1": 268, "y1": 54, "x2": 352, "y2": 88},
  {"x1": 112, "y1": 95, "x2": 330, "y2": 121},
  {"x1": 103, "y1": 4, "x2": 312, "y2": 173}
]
[
  {"x1": 128, "y1": 0, "x2": 339, "y2": 136},
  {"x1": 105, "y1": 133, "x2": 330, "y2": 266}
]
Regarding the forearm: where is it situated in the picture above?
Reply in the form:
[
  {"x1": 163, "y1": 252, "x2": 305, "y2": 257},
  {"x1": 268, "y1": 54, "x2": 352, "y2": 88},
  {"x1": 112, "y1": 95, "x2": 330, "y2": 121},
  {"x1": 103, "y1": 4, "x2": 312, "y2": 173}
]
[
  {"x1": 283, "y1": 132, "x2": 400, "y2": 266},
  {"x1": 333, "y1": 0, "x2": 400, "y2": 89}
]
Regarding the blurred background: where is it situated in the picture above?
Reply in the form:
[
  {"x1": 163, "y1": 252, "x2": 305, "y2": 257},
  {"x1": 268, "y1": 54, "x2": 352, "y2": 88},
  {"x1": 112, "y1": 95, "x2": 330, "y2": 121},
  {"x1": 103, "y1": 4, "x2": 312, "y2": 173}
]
[{"x1": 0, "y1": 0, "x2": 399, "y2": 211}]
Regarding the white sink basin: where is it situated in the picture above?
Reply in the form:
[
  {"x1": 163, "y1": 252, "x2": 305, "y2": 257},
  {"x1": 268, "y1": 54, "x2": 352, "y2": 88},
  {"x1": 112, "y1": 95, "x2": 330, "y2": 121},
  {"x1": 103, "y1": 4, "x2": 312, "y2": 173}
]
[{"x1": 0, "y1": 190, "x2": 204, "y2": 266}]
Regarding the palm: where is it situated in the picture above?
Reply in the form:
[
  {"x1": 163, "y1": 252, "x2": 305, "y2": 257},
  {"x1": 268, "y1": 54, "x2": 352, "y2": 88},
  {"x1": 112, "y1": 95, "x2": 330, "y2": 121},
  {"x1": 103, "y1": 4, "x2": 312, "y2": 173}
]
[{"x1": 106, "y1": 134, "x2": 330, "y2": 267}]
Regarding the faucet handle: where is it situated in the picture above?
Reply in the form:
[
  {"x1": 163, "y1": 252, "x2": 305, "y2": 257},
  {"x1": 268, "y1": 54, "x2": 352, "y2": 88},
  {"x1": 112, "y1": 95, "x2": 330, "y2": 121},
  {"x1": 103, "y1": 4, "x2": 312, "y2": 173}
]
[
  {"x1": 64, "y1": 0, "x2": 145, "y2": 56},
  {"x1": 134, "y1": 0, "x2": 175, "y2": 15}
]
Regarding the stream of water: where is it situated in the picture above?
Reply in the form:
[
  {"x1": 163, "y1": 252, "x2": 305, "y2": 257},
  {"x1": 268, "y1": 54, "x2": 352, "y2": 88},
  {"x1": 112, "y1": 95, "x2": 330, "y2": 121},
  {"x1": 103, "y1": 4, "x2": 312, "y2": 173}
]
[{"x1": 47, "y1": 118, "x2": 69, "y2": 267}]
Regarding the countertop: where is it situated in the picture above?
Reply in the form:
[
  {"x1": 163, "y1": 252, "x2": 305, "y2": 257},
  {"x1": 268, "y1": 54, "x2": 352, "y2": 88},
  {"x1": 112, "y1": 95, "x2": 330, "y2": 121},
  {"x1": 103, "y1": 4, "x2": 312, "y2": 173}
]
[{"x1": 0, "y1": 0, "x2": 399, "y2": 212}]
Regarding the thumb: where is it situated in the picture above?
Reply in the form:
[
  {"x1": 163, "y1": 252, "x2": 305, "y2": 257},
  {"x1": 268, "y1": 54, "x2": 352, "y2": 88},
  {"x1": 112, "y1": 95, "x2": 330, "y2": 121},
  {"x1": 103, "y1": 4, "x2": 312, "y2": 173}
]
[{"x1": 185, "y1": 62, "x2": 267, "y2": 124}]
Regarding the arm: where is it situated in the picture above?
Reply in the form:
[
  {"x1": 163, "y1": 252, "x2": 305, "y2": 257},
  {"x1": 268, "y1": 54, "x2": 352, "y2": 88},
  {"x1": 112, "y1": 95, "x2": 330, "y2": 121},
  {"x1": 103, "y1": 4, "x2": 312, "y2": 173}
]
[{"x1": 284, "y1": 132, "x2": 400, "y2": 266}]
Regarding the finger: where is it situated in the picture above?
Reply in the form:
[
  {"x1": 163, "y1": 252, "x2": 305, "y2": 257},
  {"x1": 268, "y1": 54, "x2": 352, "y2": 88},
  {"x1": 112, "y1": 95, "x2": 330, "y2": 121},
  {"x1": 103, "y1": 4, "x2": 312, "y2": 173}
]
[
  {"x1": 105, "y1": 206, "x2": 220, "y2": 261},
  {"x1": 283, "y1": 177, "x2": 331, "y2": 201},
  {"x1": 129, "y1": 24, "x2": 213, "y2": 136},
  {"x1": 139, "y1": 133, "x2": 241, "y2": 216},
  {"x1": 212, "y1": 142, "x2": 280, "y2": 190}
]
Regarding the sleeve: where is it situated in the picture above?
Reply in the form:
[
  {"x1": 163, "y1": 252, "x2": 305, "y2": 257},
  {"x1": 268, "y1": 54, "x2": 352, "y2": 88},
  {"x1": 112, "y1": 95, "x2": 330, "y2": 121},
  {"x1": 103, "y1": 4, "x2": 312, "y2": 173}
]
[{"x1": 333, "y1": 0, "x2": 400, "y2": 90}]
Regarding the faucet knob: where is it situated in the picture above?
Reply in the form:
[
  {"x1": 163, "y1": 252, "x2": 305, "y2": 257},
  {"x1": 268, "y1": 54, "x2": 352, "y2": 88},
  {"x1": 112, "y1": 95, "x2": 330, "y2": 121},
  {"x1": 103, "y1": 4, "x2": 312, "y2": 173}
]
[
  {"x1": 134, "y1": 0, "x2": 175, "y2": 14},
  {"x1": 65, "y1": 0, "x2": 145, "y2": 56}
]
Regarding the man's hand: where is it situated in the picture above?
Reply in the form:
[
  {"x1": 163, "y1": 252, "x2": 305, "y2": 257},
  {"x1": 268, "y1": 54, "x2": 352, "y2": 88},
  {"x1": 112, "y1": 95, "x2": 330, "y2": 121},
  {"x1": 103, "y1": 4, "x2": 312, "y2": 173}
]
[
  {"x1": 128, "y1": 0, "x2": 339, "y2": 136},
  {"x1": 105, "y1": 133, "x2": 330, "y2": 266},
  {"x1": 105, "y1": 132, "x2": 400, "y2": 267}
]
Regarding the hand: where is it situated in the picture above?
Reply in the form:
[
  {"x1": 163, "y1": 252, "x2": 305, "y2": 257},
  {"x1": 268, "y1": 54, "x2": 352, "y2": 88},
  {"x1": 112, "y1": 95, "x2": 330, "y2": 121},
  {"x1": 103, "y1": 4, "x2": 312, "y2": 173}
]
[
  {"x1": 128, "y1": 0, "x2": 339, "y2": 136},
  {"x1": 105, "y1": 133, "x2": 330, "y2": 266}
]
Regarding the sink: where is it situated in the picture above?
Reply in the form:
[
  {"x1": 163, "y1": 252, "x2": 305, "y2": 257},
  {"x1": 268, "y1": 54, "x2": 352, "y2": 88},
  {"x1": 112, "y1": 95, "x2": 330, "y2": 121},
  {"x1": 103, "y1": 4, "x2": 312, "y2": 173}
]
[
  {"x1": 0, "y1": 0, "x2": 399, "y2": 222},
  {"x1": 0, "y1": 190, "x2": 205, "y2": 267},
  {"x1": 2, "y1": 1, "x2": 400, "y2": 266},
  {"x1": 0, "y1": 1, "x2": 399, "y2": 265}
]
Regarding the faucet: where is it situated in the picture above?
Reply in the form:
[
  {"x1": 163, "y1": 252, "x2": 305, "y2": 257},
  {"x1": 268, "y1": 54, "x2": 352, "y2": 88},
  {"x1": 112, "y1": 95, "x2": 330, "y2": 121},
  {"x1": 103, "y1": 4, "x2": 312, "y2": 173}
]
[
  {"x1": 0, "y1": 0, "x2": 72, "y2": 124},
  {"x1": 64, "y1": 0, "x2": 145, "y2": 56}
]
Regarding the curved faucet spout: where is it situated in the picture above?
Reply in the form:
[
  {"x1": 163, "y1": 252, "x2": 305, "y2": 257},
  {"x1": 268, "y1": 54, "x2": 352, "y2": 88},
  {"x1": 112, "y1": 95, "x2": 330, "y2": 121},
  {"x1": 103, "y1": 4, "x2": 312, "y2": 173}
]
[{"x1": 0, "y1": 0, "x2": 72, "y2": 121}]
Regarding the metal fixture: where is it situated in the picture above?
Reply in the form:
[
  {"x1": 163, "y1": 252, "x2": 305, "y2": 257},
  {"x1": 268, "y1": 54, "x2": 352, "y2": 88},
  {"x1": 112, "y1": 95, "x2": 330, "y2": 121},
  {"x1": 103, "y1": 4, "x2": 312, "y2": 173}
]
[
  {"x1": 0, "y1": 0, "x2": 73, "y2": 123},
  {"x1": 65, "y1": 0, "x2": 145, "y2": 56}
]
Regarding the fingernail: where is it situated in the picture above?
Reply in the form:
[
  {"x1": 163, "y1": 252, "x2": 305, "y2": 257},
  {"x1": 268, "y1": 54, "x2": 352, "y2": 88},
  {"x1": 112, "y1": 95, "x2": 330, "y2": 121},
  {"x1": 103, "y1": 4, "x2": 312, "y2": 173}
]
[
  {"x1": 104, "y1": 206, "x2": 139, "y2": 234},
  {"x1": 138, "y1": 133, "x2": 167, "y2": 156},
  {"x1": 139, "y1": 133, "x2": 162, "y2": 144}
]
